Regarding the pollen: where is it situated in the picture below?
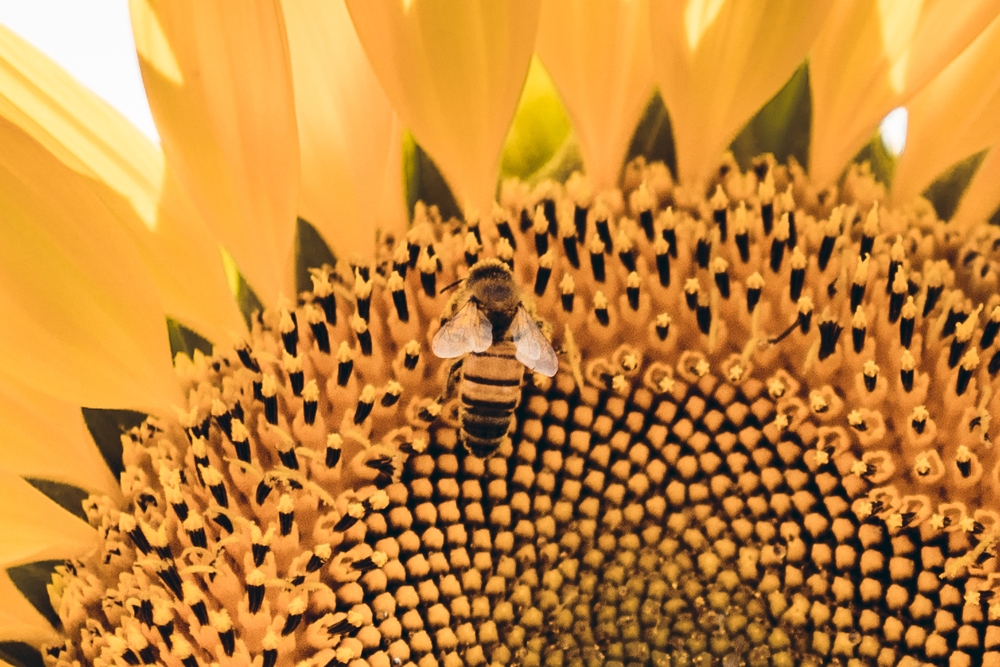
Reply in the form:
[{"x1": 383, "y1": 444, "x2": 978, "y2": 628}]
[{"x1": 45, "y1": 157, "x2": 1000, "y2": 667}]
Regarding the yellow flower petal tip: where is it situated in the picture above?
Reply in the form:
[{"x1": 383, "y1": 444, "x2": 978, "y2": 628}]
[
  {"x1": 649, "y1": 0, "x2": 831, "y2": 189},
  {"x1": 809, "y1": 0, "x2": 1000, "y2": 188},
  {"x1": 131, "y1": 0, "x2": 300, "y2": 306},
  {"x1": 347, "y1": 0, "x2": 542, "y2": 217},
  {"x1": 284, "y1": 0, "x2": 408, "y2": 260},
  {"x1": 536, "y1": 0, "x2": 654, "y2": 192}
]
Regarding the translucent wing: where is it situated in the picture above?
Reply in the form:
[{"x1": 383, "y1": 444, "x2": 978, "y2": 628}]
[
  {"x1": 510, "y1": 306, "x2": 558, "y2": 377},
  {"x1": 432, "y1": 300, "x2": 492, "y2": 358}
]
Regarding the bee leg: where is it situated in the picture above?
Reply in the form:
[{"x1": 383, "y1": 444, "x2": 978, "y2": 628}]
[{"x1": 443, "y1": 358, "x2": 464, "y2": 400}]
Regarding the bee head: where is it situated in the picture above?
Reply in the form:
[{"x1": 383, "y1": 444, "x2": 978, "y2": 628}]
[{"x1": 466, "y1": 259, "x2": 519, "y2": 313}]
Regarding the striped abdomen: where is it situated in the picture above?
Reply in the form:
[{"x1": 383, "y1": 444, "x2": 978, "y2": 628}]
[{"x1": 459, "y1": 341, "x2": 524, "y2": 457}]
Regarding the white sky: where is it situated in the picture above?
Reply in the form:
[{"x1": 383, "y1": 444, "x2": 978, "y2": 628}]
[{"x1": 0, "y1": 0, "x2": 158, "y2": 141}]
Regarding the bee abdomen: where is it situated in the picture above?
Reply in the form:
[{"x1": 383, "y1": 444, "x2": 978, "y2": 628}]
[
  {"x1": 458, "y1": 343, "x2": 524, "y2": 457},
  {"x1": 461, "y1": 413, "x2": 512, "y2": 457},
  {"x1": 462, "y1": 413, "x2": 512, "y2": 440}
]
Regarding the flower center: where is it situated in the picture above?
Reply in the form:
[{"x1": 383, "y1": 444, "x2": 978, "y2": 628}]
[{"x1": 44, "y1": 156, "x2": 1000, "y2": 667}]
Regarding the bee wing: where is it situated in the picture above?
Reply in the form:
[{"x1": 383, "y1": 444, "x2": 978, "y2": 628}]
[
  {"x1": 432, "y1": 300, "x2": 493, "y2": 358},
  {"x1": 510, "y1": 306, "x2": 558, "y2": 377}
]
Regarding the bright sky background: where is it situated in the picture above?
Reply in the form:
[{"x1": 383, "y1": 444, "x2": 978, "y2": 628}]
[{"x1": 0, "y1": 0, "x2": 159, "y2": 141}]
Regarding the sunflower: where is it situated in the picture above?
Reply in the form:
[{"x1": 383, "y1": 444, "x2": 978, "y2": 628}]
[{"x1": 4, "y1": 1, "x2": 1000, "y2": 666}]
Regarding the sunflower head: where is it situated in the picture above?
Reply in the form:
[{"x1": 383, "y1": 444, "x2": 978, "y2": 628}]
[
  {"x1": 36, "y1": 154, "x2": 1000, "y2": 667},
  {"x1": 5, "y1": 3, "x2": 1000, "y2": 667}
]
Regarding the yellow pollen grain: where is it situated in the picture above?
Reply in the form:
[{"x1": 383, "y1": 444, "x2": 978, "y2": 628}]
[
  {"x1": 961, "y1": 348, "x2": 980, "y2": 371},
  {"x1": 900, "y1": 348, "x2": 915, "y2": 371},
  {"x1": 279, "y1": 308, "x2": 296, "y2": 334},
  {"x1": 496, "y1": 237, "x2": 514, "y2": 262},
  {"x1": 282, "y1": 351, "x2": 302, "y2": 373},
  {"x1": 863, "y1": 202, "x2": 880, "y2": 236},
  {"x1": 309, "y1": 269, "x2": 333, "y2": 297},
  {"x1": 790, "y1": 247, "x2": 806, "y2": 270},
  {"x1": 775, "y1": 213, "x2": 790, "y2": 242},
  {"x1": 210, "y1": 398, "x2": 227, "y2": 417},
  {"x1": 588, "y1": 234, "x2": 605, "y2": 255},
  {"x1": 710, "y1": 183, "x2": 729, "y2": 210},
  {"x1": 532, "y1": 206, "x2": 548, "y2": 235},
  {"x1": 560, "y1": 273, "x2": 575, "y2": 296},
  {"x1": 210, "y1": 609, "x2": 232, "y2": 632},
  {"x1": 853, "y1": 255, "x2": 870, "y2": 284},
  {"x1": 616, "y1": 227, "x2": 635, "y2": 253},
  {"x1": 892, "y1": 268, "x2": 908, "y2": 295},
  {"x1": 302, "y1": 379, "x2": 319, "y2": 402},
  {"x1": 780, "y1": 184, "x2": 795, "y2": 212},
  {"x1": 633, "y1": 181, "x2": 655, "y2": 213},
  {"x1": 261, "y1": 373, "x2": 277, "y2": 398},
  {"x1": 593, "y1": 291, "x2": 608, "y2": 310}
]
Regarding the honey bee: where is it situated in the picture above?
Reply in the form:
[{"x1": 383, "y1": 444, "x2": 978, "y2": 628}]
[{"x1": 432, "y1": 259, "x2": 558, "y2": 457}]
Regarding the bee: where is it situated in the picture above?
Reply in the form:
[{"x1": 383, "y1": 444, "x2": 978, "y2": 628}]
[{"x1": 432, "y1": 259, "x2": 558, "y2": 457}]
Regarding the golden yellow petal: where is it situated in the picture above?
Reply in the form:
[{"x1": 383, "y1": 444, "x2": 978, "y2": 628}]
[
  {"x1": 953, "y1": 145, "x2": 1000, "y2": 226},
  {"x1": 0, "y1": 377, "x2": 117, "y2": 497},
  {"x1": 347, "y1": 0, "x2": 541, "y2": 217},
  {"x1": 0, "y1": 118, "x2": 181, "y2": 410},
  {"x1": 0, "y1": 471, "x2": 95, "y2": 567},
  {"x1": 0, "y1": 24, "x2": 245, "y2": 344},
  {"x1": 536, "y1": 0, "x2": 655, "y2": 191},
  {"x1": 131, "y1": 0, "x2": 300, "y2": 305},
  {"x1": 891, "y1": 14, "x2": 1000, "y2": 208},
  {"x1": 282, "y1": 0, "x2": 407, "y2": 259},
  {"x1": 809, "y1": 0, "x2": 1000, "y2": 187},
  {"x1": 0, "y1": 571, "x2": 58, "y2": 647},
  {"x1": 649, "y1": 0, "x2": 831, "y2": 189}
]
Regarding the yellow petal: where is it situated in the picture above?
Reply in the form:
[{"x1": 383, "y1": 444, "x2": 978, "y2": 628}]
[
  {"x1": 0, "y1": 571, "x2": 58, "y2": 646},
  {"x1": 282, "y1": 0, "x2": 407, "y2": 259},
  {"x1": 0, "y1": 25, "x2": 244, "y2": 344},
  {"x1": 0, "y1": 471, "x2": 95, "y2": 567},
  {"x1": 347, "y1": 0, "x2": 542, "y2": 217},
  {"x1": 0, "y1": 487, "x2": 91, "y2": 648},
  {"x1": 953, "y1": 145, "x2": 1000, "y2": 226},
  {"x1": 809, "y1": 0, "x2": 1000, "y2": 187},
  {"x1": 131, "y1": 0, "x2": 300, "y2": 305},
  {"x1": 0, "y1": 118, "x2": 180, "y2": 410},
  {"x1": 536, "y1": 0, "x2": 655, "y2": 191},
  {"x1": 0, "y1": 377, "x2": 117, "y2": 497},
  {"x1": 648, "y1": 0, "x2": 830, "y2": 189},
  {"x1": 891, "y1": 14, "x2": 1000, "y2": 209}
]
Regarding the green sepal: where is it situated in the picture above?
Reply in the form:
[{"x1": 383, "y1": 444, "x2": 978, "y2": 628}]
[
  {"x1": 730, "y1": 63, "x2": 811, "y2": 172},
  {"x1": 624, "y1": 92, "x2": 678, "y2": 179},
  {"x1": 295, "y1": 217, "x2": 339, "y2": 293},
  {"x1": 499, "y1": 56, "x2": 575, "y2": 185},
  {"x1": 922, "y1": 150, "x2": 989, "y2": 222},
  {"x1": 7, "y1": 561, "x2": 62, "y2": 630}
]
